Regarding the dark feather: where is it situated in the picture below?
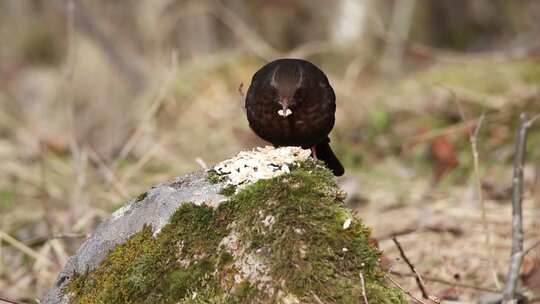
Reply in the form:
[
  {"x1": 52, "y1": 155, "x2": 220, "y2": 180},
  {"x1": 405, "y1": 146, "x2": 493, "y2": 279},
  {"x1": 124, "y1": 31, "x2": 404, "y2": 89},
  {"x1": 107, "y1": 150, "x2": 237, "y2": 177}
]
[{"x1": 245, "y1": 58, "x2": 345, "y2": 176}]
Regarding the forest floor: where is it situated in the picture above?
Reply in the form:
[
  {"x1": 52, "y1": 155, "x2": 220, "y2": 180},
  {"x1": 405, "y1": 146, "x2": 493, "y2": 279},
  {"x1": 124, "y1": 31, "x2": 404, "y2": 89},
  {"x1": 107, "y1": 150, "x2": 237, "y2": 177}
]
[{"x1": 1, "y1": 50, "x2": 540, "y2": 302}]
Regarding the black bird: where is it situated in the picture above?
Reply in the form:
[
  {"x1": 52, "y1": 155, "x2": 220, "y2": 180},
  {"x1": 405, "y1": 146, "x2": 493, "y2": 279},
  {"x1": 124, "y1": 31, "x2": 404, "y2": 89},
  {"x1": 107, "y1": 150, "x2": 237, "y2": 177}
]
[{"x1": 245, "y1": 58, "x2": 345, "y2": 176}]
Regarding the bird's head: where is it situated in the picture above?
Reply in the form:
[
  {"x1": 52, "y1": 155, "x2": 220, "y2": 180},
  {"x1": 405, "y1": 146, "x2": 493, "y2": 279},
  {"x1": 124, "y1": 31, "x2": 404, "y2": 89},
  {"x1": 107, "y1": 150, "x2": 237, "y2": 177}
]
[{"x1": 270, "y1": 64, "x2": 304, "y2": 117}]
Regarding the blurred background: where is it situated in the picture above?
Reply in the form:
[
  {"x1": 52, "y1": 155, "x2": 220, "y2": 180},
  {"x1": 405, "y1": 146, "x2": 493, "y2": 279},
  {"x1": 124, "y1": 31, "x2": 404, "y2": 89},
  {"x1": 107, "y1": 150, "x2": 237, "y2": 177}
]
[{"x1": 1, "y1": 0, "x2": 540, "y2": 302}]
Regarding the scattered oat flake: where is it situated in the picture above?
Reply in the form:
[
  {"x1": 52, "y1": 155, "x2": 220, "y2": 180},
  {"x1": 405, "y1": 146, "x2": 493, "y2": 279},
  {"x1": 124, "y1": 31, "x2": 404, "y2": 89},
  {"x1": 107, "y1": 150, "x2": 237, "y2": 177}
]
[
  {"x1": 343, "y1": 218, "x2": 352, "y2": 229},
  {"x1": 212, "y1": 146, "x2": 311, "y2": 193}
]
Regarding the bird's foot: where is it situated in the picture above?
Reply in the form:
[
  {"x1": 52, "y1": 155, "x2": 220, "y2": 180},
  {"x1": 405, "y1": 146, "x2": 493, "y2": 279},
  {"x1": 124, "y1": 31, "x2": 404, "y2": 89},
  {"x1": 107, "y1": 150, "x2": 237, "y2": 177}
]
[{"x1": 310, "y1": 146, "x2": 318, "y2": 160}]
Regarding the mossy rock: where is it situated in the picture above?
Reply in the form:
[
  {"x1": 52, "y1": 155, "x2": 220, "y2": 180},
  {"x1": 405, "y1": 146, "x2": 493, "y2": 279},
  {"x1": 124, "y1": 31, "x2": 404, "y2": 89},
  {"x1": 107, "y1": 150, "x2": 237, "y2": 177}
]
[{"x1": 44, "y1": 161, "x2": 405, "y2": 304}]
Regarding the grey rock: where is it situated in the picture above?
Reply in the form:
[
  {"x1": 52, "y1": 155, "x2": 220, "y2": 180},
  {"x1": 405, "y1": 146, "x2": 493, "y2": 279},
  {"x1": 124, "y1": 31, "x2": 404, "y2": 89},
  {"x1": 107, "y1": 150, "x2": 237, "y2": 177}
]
[{"x1": 42, "y1": 170, "x2": 225, "y2": 304}]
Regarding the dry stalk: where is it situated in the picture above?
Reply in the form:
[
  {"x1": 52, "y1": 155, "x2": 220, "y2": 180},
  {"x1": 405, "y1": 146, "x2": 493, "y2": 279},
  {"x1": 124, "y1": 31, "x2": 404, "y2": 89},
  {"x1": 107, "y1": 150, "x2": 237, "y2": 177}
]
[
  {"x1": 117, "y1": 49, "x2": 179, "y2": 161},
  {"x1": 0, "y1": 231, "x2": 54, "y2": 266},
  {"x1": 310, "y1": 292, "x2": 325, "y2": 304},
  {"x1": 87, "y1": 147, "x2": 129, "y2": 198},
  {"x1": 209, "y1": 1, "x2": 277, "y2": 60},
  {"x1": 445, "y1": 86, "x2": 501, "y2": 289},
  {"x1": 360, "y1": 271, "x2": 369, "y2": 304},
  {"x1": 25, "y1": 233, "x2": 87, "y2": 247},
  {"x1": 403, "y1": 111, "x2": 510, "y2": 145}
]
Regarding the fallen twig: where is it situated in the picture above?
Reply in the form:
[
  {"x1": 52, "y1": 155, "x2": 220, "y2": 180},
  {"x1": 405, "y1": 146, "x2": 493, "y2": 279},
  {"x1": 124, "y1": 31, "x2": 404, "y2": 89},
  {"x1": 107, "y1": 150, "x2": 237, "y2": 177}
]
[
  {"x1": 502, "y1": 113, "x2": 532, "y2": 302},
  {"x1": 0, "y1": 295, "x2": 25, "y2": 304},
  {"x1": 525, "y1": 239, "x2": 540, "y2": 256},
  {"x1": 386, "y1": 275, "x2": 428, "y2": 304},
  {"x1": 390, "y1": 270, "x2": 498, "y2": 293},
  {"x1": 392, "y1": 237, "x2": 430, "y2": 299}
]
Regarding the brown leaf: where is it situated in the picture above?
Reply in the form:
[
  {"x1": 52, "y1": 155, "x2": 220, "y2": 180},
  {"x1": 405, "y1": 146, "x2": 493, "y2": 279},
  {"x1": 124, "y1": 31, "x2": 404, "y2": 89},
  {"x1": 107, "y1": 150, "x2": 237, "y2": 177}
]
[
  {"x1": 523, "y1": 251, "x2": 540, "y2": 293},
  {"x1": 41, "y1": 134, "x2": 69, "y2": 155},
  {"x1": 430, "y1": 134, "x2": 458, "y2": 182},
  {"x1": 520, "y1": 256, "x2": 536, "y2": 278}
]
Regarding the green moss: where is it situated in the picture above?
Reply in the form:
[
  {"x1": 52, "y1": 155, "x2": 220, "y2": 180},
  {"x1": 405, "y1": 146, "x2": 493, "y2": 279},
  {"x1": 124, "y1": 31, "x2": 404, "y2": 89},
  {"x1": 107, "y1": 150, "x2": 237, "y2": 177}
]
[
  {"x1": 206, "y1": 169, "x2": 225, "y2": 184},
  {"x1": 166, "y1": 258, "x2": 216, "y2": 299},
  {"x1": 135, "y1": 191, "x2": 148, "y2": 202},
  {"x1": 66, "y1": 162, "x2": 405, "y2": 303},
  {"x1": 218, "y1": 251, "x2": 234, "y2": 266},
  {"x1": 219, "y1": 185, "x2": 236, "y2": 197},
  {"x1": 233, "y1": 281, "x2": 260, "y2": 302},
  {"x1": 228, "y1": 167, "x2": 402, "y2": 303}
]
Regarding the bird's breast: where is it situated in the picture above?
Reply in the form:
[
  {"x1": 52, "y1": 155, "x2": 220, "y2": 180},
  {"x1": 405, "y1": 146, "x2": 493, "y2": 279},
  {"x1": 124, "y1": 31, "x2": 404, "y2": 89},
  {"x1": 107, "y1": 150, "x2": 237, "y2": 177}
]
[{"x1": 246, "y1": 99, "x2": 335, "y2": 147}]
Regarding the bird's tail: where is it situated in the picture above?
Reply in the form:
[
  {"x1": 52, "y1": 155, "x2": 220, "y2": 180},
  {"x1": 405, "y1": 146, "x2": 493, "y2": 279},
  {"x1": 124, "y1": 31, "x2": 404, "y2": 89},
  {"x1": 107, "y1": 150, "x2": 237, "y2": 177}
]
[{"x1": 314, "y1": 138, "x2": 345, "y2": 176}]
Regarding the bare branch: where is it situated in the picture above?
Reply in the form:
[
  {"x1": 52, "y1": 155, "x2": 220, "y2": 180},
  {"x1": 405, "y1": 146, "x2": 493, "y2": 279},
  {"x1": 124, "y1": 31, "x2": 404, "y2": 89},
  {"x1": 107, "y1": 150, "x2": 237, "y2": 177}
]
[{"x1": 502, "y1": 113, "x2": 530, "y2": 302}]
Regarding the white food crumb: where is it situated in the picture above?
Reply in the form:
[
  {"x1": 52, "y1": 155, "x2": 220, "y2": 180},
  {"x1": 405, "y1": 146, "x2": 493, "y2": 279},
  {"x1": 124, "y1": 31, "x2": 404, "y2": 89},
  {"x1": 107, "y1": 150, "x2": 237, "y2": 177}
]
[
  {"x1": 342, "y1": 218, "x2": 352, "y2": 230},
  {"x1": 213, "y1": 146, "x2": 311, "y2": 193},
  {"x1": 262, "y1": 215, "x2": 275, "y2": 228}
]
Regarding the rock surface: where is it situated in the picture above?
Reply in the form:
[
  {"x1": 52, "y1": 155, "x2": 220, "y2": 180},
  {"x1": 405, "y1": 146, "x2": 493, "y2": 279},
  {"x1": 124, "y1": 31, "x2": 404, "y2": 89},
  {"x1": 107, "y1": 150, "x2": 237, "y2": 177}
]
[
  {"x1": 43, "y1": 170, "x2": 225, "y2": 304},
  {"x1": 43, "y1": 147, "x2": 405, "y2": 304}
]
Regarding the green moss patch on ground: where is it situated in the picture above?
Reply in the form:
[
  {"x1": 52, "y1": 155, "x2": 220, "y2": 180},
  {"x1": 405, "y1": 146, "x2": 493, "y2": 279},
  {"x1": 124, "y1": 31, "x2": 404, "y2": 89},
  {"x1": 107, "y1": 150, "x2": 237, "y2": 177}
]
[{"x1": 66, "y1": 162, "x2": 405, "y2": 303}]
